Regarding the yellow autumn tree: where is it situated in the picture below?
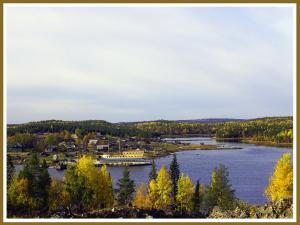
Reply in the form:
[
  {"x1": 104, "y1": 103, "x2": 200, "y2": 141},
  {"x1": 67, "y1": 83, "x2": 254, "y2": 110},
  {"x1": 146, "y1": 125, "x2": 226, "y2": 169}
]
[
  {"x1": 75, "y1": 156, "x2": 114, "y2": 209},
  {"x1": 176, "y1": 174, "x2": 195, "y2": 213},
  {"x1": 7, "y1": 177, "x2": 37, "y2": 213},
  {"x1": 156, "y1": 166, "x2": 172, "y2": 210},
  {"x1": 49, "y1": 177, "x2": 70, "y2": 213},
  {"x1": 145, "y1": 179, "x2": 159, "y2": 209},
  {"x1": 133, "y1": 183, "x2": 147, "y2": 208},
  {"x1": 99, "y1": 165, "x2": 114, "y2": 208},
  {"x1": 76, "y1": 155, "x2": 96, "y2": 179},
  {"x1": 265, "y1": 153, "x2": 293, "y2": 202}
]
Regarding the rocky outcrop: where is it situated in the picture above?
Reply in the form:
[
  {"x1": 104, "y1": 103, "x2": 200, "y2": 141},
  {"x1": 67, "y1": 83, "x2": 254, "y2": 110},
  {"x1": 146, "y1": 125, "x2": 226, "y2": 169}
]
[
  {"x1": 209, "y1": 199, "x2": 293, "y2": 219},
  {"x1": 251, "y1": 199, "x2": 293, "y2": 218},
  {"x1": 51, "y1": 199, "x2": 293, "y2": 219},
  {"x1": 52, "y1": 207, "x2": 173, "y2": 218}
]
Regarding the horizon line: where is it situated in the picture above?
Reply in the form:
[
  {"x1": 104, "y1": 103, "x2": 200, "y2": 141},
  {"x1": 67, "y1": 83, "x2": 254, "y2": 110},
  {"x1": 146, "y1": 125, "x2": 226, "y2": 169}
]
[{"x1": 7, "y1": 115, "x2": 293, "y2": 125}]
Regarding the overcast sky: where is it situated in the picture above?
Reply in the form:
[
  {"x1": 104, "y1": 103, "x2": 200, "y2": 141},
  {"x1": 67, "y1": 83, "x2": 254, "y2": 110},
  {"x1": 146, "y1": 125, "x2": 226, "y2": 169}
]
[{"x1": 6, "y1": 5, "x2": 295, "y2": 124}]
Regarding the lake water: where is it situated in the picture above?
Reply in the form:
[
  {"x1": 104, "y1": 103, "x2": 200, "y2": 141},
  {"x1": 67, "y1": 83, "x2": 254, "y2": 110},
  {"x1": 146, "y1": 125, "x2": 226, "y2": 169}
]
[{"x1": 15, "y1": 137, "x2": 293, "y2": 205}]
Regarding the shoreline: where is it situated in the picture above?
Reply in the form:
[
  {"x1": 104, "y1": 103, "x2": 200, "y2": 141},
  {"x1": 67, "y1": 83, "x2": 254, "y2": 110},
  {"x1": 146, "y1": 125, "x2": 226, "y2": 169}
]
[
  {"x1": 214, "y1": 137, "x2": 292, "y2": 148},
  {"x1": 161, "y1": 134, "x2": 214, "y2": 138},
  {"x1": 145, "y1": 143, "x2": 243, "y2": 159},
  {"x1": 9, "y1": 137, "x2": 292, "y2": 166},
  {"x1": 241, "y1": 140, "x2": 292, "y2": 148}
]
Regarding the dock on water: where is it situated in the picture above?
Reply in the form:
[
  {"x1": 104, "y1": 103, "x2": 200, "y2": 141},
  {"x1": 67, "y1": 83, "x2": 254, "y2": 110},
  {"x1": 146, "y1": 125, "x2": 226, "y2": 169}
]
[{"x1": 95, "y1": 158, "x2": 152, "y2": 166}]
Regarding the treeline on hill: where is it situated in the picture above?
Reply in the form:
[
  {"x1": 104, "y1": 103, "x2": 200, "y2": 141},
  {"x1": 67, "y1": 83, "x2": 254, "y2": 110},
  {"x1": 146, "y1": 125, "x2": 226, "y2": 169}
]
[
  {"x1": 7, "y1": 153, "x2": 293, "y2": 218},
  {"x1": 7, "y1": 120, "x2": 154, "y2": 138},
  {"x1": 7, "y1": 117, "x2": 293, "y2": 144},
  {"x1": 215, "y1": 117, "x2": 293, "y2": 143}
]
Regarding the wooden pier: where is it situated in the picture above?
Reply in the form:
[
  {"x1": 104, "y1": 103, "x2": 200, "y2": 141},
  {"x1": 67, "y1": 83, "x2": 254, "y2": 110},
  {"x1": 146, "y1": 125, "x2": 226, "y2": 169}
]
[{"x1": 95, "y1": 159, "x2": 152, "y2": 166}]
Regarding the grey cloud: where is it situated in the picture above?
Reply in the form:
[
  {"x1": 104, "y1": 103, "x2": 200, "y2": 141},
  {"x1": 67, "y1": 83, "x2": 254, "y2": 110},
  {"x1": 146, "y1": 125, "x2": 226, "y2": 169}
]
[{"x1": 6, "y1": 6, "x2": 294, "y2": 123}]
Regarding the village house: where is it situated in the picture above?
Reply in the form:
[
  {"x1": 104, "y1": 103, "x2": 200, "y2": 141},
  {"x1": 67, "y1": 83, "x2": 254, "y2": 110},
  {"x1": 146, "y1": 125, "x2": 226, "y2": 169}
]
[
  {"x1": 71, "y1": 134, "x2": 78, "y2": 141},
  {"x1": 88, "y1": 139, "x2": 99, "y2": 151},
  {"x1": 95, "y1": 139, "x2": 110, "y2": 152},
  {"x1": 101, "y1": 149, "x2": 145, "y2": 159},
  {"x1": 75, "y1": 144, "x2": 88, "y2": 152},
  {"x1": 58, "y1": 140, "x2": 76, "y2": 152},
  {"x1": 96, "y1": 144, "x2": 109, "y2": 151},
  {"x1": 45, "y1": 145, "x2": 57, "y2": 153},
  {"x1": 122, "y1": 149, "x2": 145, "y2": 158}
]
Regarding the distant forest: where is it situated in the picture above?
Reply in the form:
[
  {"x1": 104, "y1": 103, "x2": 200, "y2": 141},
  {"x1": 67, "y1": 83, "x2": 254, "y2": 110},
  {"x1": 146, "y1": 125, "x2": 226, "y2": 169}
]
[{"x1": 7, "y1": 116, "x2": 293, "y2": 144}]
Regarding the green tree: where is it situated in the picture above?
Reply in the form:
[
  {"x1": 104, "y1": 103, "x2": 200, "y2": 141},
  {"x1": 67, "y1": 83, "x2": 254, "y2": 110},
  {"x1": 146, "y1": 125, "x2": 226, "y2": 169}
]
[
  {"x1": 64, "y1": 165, "x2": 93, "y2": 212},
  {"x1": 169, "y1": 154, "x2": 180, "y2": 203},
  {"x1": 63, "y1": 156, "x2": 114, "y2": 212},
  {"x1": 206, "y1": 164, "x2": 235, "y2": 211},
  {"x1": 15, "y1": 132, "x2": 34, "y2": 149},
  {"x1": 149, "y1": 160, "x2": 157, "y2": 181},
  {"x1": 75, "y1": 128, "x2": 82, "y2": 139},
  {"x1": 192, "y1": 180, "x2": 202, "y2": 216},
  {"x1": 8, "y1": 154, "x2": 50, "y2": 216},
  {"x1": 7, "y1": 177, "x2": 37, "y2": 216},
  {"x1": 33, "y1": 140, "x2": 46, "y2": 152},
  {"x1": 116, "y1": 167, "x2": 135, "y2": 206},
  {"x1": 15, "y1": 154, "x2": 51, "y2": 215},
  {"x1": 7, "y1": 155, "x2": 15, "y2": 185},
  {"x1": 46, "y1": 134, "x2": 59, "y2": 145},
  {"x1": 42, "y1": 159, "x2": 48, "y2": 168},
  {"x1": 48, "y1": 177, "x2": 70, "y2": 213},
  {"x1": 96, "y1": 165, "x2": 114, "y2": 208},
  {"x1": 265, "y1": 153, "x2": 293, "y2": 202}
]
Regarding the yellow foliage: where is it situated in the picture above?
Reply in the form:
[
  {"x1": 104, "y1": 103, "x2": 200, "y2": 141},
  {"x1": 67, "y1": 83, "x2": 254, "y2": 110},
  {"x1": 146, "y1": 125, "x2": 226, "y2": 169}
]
[
  {"x1": 176, "y1": 174, "x2": 195, "y2": 212},
  {"x1": 155, "y1": 166, "x2": 172, "y2": 210},
  {"x1": 211, "y1": 170, "x2": 218, "y2": 189},
  {"x1": 75, "y1": 156, "x2": 114, "y2": 209},
  {"x1": 76, "y1": 155, "x2": 96, "y2": 179},
  {"x1": 133, "y1": 183, "x2": 147, "y2": 208},
  {"x1": 98, "y1": 165, "x2": 114, "y2": 208},
  {"x1": 7, "y1": 177, "x2": 37, "y2": 210},
  {"x1": 49, "y1": 177, "x2": 70, "y2": 212},
  {"x1": 7, "y1": 135, "x2": 16, "y2": 144},
  {"x1": 145, "y1": 179, "x2": 159, "y2": 209},
  {"x1": 265, "y1": 153, "x2": 293, "y2": 202}
]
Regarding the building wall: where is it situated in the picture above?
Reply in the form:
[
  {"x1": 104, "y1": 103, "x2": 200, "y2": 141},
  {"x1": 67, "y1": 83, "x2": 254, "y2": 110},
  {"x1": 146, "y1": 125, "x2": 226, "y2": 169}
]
[{"x1": 122, "y1": 150, "x2": 144, "y2": 158}]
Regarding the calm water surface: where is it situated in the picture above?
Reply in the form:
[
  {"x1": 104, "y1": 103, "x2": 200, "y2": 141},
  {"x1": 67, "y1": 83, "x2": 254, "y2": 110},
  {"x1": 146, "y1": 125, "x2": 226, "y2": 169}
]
[{"x1": 16, "y1": 137, "x2": 293, "y2": 205}]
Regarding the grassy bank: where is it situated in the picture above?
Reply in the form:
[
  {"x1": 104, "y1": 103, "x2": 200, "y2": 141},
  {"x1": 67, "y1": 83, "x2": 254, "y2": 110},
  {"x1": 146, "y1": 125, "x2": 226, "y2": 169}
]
[
  {"x1": 241, "y1": 140, "x2": 292, "y2": 148},
  {"x1": 145, "y1": 142, "x2": 223, "y2": 158},
  {"x1": 214, "y1": 137, "x2": 292, "y2": 148}
]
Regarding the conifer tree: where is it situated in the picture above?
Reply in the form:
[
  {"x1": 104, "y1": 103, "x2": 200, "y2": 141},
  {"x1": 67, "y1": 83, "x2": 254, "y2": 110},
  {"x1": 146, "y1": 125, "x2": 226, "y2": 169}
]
[
  {"x1": 149, "y1": 160, "x2": 157, "y2": 181},
  {"x1": 16, "y1": 154, "x2": 51, "y2": 214},
  {"x1": 116, "y1": 167, "x2": 135, "y2": 206},
  {"x1": 206, "y1": 164, "x2": 235, "y2": 211},
  {"x1": 265, "y1": 153, "x2": 293, "y2": 202},
  {"x1": 64, "y1": 164, "x2": 93, "y2": 212},
  {"x1": 42, "y1": 159, "x2": 48, "y2": 168},
  {"x1": 192, "y1": 180, "x2": 201, "y2": 216},
  {"x1": 7, "y1": 154, "x2": 15, "y2": 185},
  {"x1": 65, "y1": 156, "x2": 114, "y2": 211},
  {"x1": 169, "y1": 154, "x2": 180, "y2": 203}
]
